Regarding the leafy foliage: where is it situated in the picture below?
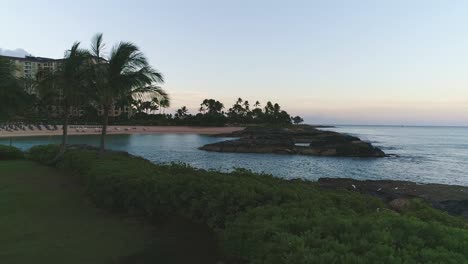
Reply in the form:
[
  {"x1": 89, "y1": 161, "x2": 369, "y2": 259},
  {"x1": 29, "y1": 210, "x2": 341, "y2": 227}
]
[
  {"x1": 0, "y1": 57, "x2": 34, "y2": 119},
  {"x1": 222, "y1": 202, "x2": 468, "y2": 263},
  {"x1": 87, "y1": 33, "x2": 167, "y2": 151},
  {"x1": 29, "y1": 146, "x2": 468, "y2": 263},
  {"x1": 128, "y1": 98, "x2": 300, "y2": 127},
  {"x1": 0, "y1": 145, "x2": 24, "y2": 160},
  {"x1": 28, "y1": 144, "x2": 61, "y2": 163},
  {"x1": 35, "y1": 42, "x2": 91, "y2": 149},
  {"x1": 37, "y1": 42, "x2": 91, "y2": 113},
  {"x1": 292, "y1": 115, "x2": 304, "y2": 124}
]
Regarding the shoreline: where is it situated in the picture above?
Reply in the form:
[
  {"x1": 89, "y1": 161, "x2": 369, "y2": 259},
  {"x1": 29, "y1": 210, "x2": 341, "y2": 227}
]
[
  {"x1": 318, "y1": 177, "x2": 468, "y2": 218},
  {"x1": 0, "y1": 125, "x2": 245, "y2": 138}
]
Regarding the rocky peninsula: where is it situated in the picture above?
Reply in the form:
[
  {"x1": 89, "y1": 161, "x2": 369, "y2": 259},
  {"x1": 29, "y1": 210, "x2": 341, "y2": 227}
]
[{"x1": 199, "y1": 125, "x2": 386, "y2": 157}]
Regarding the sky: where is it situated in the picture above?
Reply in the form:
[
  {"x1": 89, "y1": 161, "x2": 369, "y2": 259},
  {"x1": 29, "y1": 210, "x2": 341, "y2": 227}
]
[{"x1": 1, "y1": 0, "x2": 468, "y2": 126}]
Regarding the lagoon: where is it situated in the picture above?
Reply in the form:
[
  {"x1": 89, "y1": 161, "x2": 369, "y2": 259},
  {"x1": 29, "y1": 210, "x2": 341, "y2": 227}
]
[{"x1": 2, "y1": 126, "x2": 468, "y2": 186}]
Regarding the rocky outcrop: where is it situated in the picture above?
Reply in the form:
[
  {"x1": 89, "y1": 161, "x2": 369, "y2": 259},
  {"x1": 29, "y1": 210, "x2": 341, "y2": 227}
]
[
  {"x1": 318, "y1": 178, "x2": 468, "y2": 218},
  {"x1": 388, "y1": 198, "x2": 411, "y2": 212},
  {"x1": 199, "y1": 125, "x2": 385, "y2": 157}
]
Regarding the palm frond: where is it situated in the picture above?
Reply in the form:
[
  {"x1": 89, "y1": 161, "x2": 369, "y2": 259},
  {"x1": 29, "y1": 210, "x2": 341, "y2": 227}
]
[
  {"x1": 91, "y1": 33, "x2": 105, "y2": 58},
  {"x1": 131, "y1": 85, "x2": 169, "y2": 103}
]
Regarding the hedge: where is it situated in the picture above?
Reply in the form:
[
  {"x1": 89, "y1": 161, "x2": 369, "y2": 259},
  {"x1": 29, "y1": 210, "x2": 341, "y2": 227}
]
[
  {"x1": 28, "y1": 145, "x2": 468, "y2": 263},
  {"x1": 221, "y1": 202, "x2": 468, "y2": 263},
  {"x1": 28, "y1": 144, "x2": 60, "y2": 163},
  {"x1": 0, "y1": 145, "x2": 24, "y2": 160}
]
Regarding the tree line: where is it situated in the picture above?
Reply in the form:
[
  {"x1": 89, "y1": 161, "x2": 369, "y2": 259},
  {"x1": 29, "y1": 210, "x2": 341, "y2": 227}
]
[{"x1": 130, "y1": 97, "x2": 304, "y2": 126}]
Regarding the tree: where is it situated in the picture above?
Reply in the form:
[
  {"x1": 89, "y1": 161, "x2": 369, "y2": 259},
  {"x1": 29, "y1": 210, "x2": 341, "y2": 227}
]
[
  {"x1": 292, "y1": 116, "x2": 304, "y2": 125},
  {"x1": 175, "y1": 106, "x2": 189, "y2": 119},
  {"x1": 200, "y1": 99, "x2": 224, "y2": 115},
  {"x1": 264, "y1": 101, "x2": 274, "y2": 116},
  {"x1": 199, "y1": 106, "x2": 206, "y2": 114},
  {"x1": 254, "y1": 101, "x2": 261, "y2": 108},
  {"x1": 0, "y1": 57, "x2": 28, "y2": 119},
  {"x1": 149, "y1": 98, "x2": 160, "y2": 113},
  {"x1": 159, "y1": 98, "x2": 170, "y2": 114},
  {"x1": 19, "y1": 76, "x2": 38, "y2": 95},
  {"x1": 88, "y1": 33, "x2": 167, "y2": 152},
  {"x1": 37, "y1": 42, "x2": 90, "y2": 154},
  {"x1": 132, "y1": 99, "x2": 145, "y2": 114},
  {"x1": 195, "y1": 99, "x2": 227, "y2": 126},
  {"x1": 243, "y1": 100, "x2": 250, "y2": 112},
  {"x1": 228, "y1": 97, "x2": 246, "y2": 123},
  {"x1": 261, "y1": 101, "x2": 292, "y2": 125},
  {"x1": 251, "y1": 101, "x2": 263, "y2": 121}
]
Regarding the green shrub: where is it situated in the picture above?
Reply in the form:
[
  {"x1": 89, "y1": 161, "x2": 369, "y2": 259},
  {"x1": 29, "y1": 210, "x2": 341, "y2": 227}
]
[
  {"x1": 0, "y1": 145, "x2": 23, "y2": 160},
  {"x1": 28, "y1": 144, "x2": 60, "y2": 163},
  {"x1": 221, "y1": 202, "x2": 468, "y2": 264},
  {"x1": 30, "y1": 146, "x2": 468, "y2": 264}
]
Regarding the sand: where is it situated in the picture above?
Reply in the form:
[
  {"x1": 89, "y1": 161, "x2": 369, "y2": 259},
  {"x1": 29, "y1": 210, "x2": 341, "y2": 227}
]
[{"x1": 0, "y1": 125, "x2": 244, "y2": 138}]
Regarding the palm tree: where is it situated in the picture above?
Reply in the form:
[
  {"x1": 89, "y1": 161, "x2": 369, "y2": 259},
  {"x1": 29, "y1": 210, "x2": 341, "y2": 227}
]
[
  {"x1": 175, "y1": 106, "x2": 189, "y2": 119},
  {"x1": 200, "y1": 99, "x2": 224, "y2": 115},
  {"x1": 149, "y1": 97, "x2": 160, "y2": 114},
  {"x1": 264, "y1": 101, "x2": 274, "y2": 115},
  {"x1": 254, "y1": 101, "x2": 261, "y2": 109},
  {"x1": 37, "y1": 42, "x2": 90, "y2": 154},
  {"x1": 0, "y1": 57, "x2": 25, "y2": 119},
  {"x1": 159, "y1": 98, "x2": 170, "y2": 114},
  {"x1": 292, "y1": 116, "x2": 304, "y2": 125},
  {"x1": 243, "y1": 100, "x2": 250, "y2": 112},
  {"x1": 273, "y1": 103, "x2": 281, "y2": 115},
  {"x1": 199, "y1": 106, "x2": 206, "y2": 114},
  {"x1": 88, "y1": 33, "x2": 167, "y2": 152}
]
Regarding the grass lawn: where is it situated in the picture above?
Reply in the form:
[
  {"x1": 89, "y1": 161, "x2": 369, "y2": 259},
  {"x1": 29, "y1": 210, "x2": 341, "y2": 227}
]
[{"x1": 0, "y1": 160, "x2": 217, "y2": 264}]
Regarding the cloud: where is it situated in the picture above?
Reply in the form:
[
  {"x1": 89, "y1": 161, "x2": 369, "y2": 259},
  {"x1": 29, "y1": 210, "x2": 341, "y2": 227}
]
[{"x1": 0, "y1": 48, "x2": 30, "y2": 58}]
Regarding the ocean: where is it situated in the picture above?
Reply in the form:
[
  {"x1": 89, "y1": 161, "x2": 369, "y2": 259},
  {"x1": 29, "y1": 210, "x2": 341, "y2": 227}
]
[{"x1": 2, "y1": 126, "x2": 467, "y2": 186}]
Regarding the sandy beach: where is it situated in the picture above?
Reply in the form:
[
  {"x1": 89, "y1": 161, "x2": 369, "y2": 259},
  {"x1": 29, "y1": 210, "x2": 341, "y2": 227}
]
[{"x1": 0, "y1": 126, "x2": 244, "y2": 138}]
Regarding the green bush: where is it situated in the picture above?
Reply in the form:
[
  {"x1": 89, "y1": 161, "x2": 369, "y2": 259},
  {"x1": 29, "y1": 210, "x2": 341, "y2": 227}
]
[
  {"x1": 29, "y1": 146, "x2": 468, "y2": 263},
  {"x1": 28, "y1": 144, "x2": 60, "y2": 163},
  {"x1": 0, "y1": 145, "x2": 24, "y2": 160},
  {"x1": 221, "y1": 202, "x2": 468, "y2": 263},
  {"x1": 57, "y1": 149, "x2": 385, "y2": 227}
]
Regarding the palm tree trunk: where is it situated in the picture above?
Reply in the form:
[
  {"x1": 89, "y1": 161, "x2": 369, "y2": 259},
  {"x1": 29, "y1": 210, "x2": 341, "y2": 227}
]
[
  {"x1": 48, "y1": 106, "x2": 69, "y2": 165},
  {"x1": 100, "y1": 106, "x2": 109, "y2": 153},
  {"x1": 62, "y1": 112, "x2": 69, "y2": 149}
]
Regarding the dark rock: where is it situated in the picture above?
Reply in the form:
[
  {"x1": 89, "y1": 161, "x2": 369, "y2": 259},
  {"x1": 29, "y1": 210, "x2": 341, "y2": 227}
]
[
  {"x1": 200, "y1": 125, "x2": 386, "y2": 157},
  {"x1": 433, "y1": 200, "x2": 468, "y2": 218},
  {"x1": 318, "y1": 177, "x2": 468, "y2": 218}
]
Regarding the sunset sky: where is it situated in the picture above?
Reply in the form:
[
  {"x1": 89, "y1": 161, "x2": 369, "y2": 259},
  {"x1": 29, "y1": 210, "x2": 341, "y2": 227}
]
[{"x1": 2, "y1": 0, "x2": 468, "y2": 125}]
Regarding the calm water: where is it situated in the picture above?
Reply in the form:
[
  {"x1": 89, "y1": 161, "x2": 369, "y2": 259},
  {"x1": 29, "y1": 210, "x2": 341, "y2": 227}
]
[{"x1": 2, "y1": 126, "x2": 468, "y2": 186}]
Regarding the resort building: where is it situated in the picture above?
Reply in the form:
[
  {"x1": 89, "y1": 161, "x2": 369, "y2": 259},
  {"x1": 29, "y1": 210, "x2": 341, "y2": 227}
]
[
  {"x1": 1, "y1": 54, "x2": 134, "y2": 118},
  {"x1": 1, "y1": 55, "x2": 60, "y2": 80},
  {"x1": 97, "y1": 106, "x2": 134, "y2": 118}
]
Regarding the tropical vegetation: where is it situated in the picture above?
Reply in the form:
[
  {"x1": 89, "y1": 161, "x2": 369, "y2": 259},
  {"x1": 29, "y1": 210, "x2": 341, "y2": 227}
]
[
  {"x1": 86, "y1": 34, "x2": 167, "y2": 151},
  {"x1": 130, "y1": 97, "x2": 300, "y2": 126},
  {"x1": 0, "y1": 144, "x2": 24, "y2": 159},
  {"x1": 36, "y1": 42, "x2": 90, "y2": 152},
  {"x1": 3, "y1": 30, "x2": 463, "y2": 264},
  {"x1": 0, "y1": 34, "x2": 303, "y2": 151},
  {"x1": 0, "y1": 56, "x2": 35, "y2": 119},
  {"x1": 27, "y1": 145, "x2": 468, "y2": 264},
  {"x1": 0, "y1": 33, "x2": 169, "y2": 153}
]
